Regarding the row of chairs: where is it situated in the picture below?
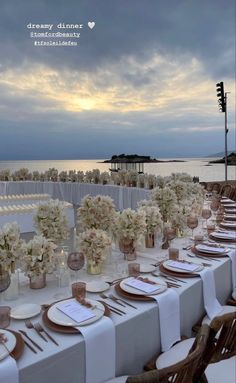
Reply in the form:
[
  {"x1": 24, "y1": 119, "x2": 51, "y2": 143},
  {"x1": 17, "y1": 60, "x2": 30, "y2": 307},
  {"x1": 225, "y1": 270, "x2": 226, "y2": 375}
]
[
  {"x1": 106, "y1": 306, "x2": 236, "y2": 383},
  {"x1": 201, "y1": 182, "x2": 236, "y2": 200}
]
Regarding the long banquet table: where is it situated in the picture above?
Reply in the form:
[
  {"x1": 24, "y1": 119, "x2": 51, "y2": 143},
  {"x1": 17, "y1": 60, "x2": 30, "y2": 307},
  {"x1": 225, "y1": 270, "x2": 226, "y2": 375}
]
[
  {"x1": 0, "y1": 240, "x2": 232, "y2": 383},
  {"x1": 0, "y1": 182, "x2": 150, "y2": 210}
]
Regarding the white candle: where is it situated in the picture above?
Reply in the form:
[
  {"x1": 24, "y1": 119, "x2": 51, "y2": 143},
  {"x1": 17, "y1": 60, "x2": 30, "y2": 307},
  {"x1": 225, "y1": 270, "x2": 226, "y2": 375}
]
[{"x1": 73, "y1": 227, "x2": 77, "y2": 250}]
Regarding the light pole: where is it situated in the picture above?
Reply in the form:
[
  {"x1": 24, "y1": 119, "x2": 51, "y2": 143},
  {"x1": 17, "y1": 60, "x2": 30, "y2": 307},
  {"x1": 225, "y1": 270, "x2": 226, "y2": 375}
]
[{"x1": 216, "y1": 82, "x2": 228, "y2": 182}]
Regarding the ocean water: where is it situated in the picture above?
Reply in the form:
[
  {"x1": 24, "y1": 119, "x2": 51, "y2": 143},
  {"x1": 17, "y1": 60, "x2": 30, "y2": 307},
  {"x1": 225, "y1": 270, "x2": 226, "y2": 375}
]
[{"x1": 0, "y1": 158, "x2": 235, "y2": 182}]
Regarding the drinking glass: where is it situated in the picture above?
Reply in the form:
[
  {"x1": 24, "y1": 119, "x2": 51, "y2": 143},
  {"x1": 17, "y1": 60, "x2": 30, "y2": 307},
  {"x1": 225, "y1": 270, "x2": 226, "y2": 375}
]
[
  {"x1": 187, "y1": 215, "x2": 198, "y2": 238},
  {"x1": 201, "y1": 208, "x2": 212, "y2": 228},
  {"x1": 168, "y1": 248, "x2": 179, "y2": 261},
  {"x1": 67, "y1": 252, "x2": 85, "y2": 281},
  {"x1": 71, "y1": 282, "x2": 86, "y2": 299},
  {"x1": 128, "y1": 263, "x2": 140, "y2": 277},
  {"x1": 0, "y1": 306, "x2": 10, "y2": 328},
  {"x1": 165, "y1": 227, "x2": 176, "y2": 246}
]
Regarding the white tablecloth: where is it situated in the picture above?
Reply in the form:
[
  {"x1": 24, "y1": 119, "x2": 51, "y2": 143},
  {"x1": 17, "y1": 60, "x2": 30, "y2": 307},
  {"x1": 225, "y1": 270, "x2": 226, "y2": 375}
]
[
  {"x1": 0, "y1": 206, "x2": 75, "y2": 233},
  {"x1": 0, "y1": 239, "x2": 232, "y2": 383},
  {"x1": 0, "y1": 182, "x2": 150, "y2": 210}
]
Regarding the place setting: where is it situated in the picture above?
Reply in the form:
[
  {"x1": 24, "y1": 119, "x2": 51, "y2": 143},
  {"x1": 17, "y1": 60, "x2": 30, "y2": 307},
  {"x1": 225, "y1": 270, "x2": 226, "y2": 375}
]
[
  {"x1": 191, "y1": 243, "x2": 231, "y2": 258},
  {"x1": 209, "y1": 230, "x2": 236, "y2": 243}
]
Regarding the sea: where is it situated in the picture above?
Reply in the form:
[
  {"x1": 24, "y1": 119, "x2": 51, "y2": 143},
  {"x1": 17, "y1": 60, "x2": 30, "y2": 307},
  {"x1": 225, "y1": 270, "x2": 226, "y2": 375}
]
[{"x1": 0, "y1": 158, "x2": 235, "y2": 183}]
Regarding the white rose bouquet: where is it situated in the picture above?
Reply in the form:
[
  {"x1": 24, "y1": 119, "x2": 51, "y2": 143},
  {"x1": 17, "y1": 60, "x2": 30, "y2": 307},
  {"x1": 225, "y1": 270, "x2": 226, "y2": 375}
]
[
  {"x1": 113, "y1": 208, "x2": 147, "y2": 242},
  {"x1": 34, "y1": 199, "x2": 69, "y2": 242},
  {"x1": 138, "y1": 205, "x2": 163, "y2": 234},
  {"x1": 22, "y1": 235, "x2": 55, "y2": 277},
  {"x1": 151, "y1": 186, "x2": 177, "y2": 222},
  {"x1": 77, "y1": 194, "x2": 116, "y2": 231},
  {"x1": 0, "y1": 222, "x2": 23, "y2": 271},
  {"x1": 77, "y1": 229, "x2": 111, "y2": 266}
]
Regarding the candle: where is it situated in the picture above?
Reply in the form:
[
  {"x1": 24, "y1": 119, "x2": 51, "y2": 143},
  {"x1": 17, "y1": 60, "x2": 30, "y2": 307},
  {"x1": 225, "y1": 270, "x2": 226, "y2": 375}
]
[{"x1": 73, "y1": 227, "x2": 77, "y2": 250}]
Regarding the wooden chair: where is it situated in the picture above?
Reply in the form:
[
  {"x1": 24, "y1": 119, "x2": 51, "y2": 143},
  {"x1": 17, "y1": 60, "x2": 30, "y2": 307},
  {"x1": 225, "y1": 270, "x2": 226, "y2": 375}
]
[
  {"x1": 212, "y1": 183, "x2": 221, "y2": 194},
  {"x1": 105, "y1": 325, "x2": 209, "y2": 383},
  {"x1": 229, "y1": 187, "x2": 236, "y2": 201},
  {"x1": 220, "y1": 184, "x2": 232, "y2": 197}
]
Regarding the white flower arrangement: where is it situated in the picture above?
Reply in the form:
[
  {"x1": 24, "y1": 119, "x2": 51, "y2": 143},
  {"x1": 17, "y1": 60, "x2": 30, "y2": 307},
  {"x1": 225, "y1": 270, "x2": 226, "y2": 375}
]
[
  {"x1": 125, "y1": 171, "x2": 138, "y2": 186},
  {"x1": 147, "y1": 174, "x2": 157, "y2": 189},
  {"x1": 138, "y1": 205, "x2": 163, "y2": 234},
  {"x1": 151, "y1": 186, "x2": 178, "y2": 222},
  {"x1": 77, "y1": 229, "x2": 111, "y2": 265},
  {"x1": 113, "y1": 208, "x2": 147, "y2": 241},
  {"x1": 168, "y1": 180, "x2": 190, "y2": 203},
  {"x1": 170, "y1": 172, "x2": 193, "y2": 183},
  {"x1": 99, "y1": 171, "x2": 110, "y2": 184},
  {"x1": 78, "y1": 194, "x2": 116, "y2": 231},
  {"x1": 0, "y1": 222, "x2": 23, "y2": 270},
  {"x1": 34, "y1": 199, "x2": 69, "y2": 242},
  {"x1": 170, "y1": 204, "x2": 191, "y2": 231},
  {"x1": 22, "y1": 235, "x2": 55, "y2": 277}
]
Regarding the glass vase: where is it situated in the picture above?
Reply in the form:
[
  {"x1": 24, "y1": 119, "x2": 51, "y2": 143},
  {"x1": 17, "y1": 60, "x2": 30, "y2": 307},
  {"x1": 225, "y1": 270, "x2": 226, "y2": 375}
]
[
  {"x1": 29, "y1": 273, "x2": 46, "y2": 289},
  {"x1": 119, "y1": 238, "x2": 137, "y2": 261},
  {"x1": 145, "y1": 233, "x2": 155, "y2": 248},
  {"x1": 4, "y1": 270, "x2": 19, "y2": 301},
  {"x1": 86, "y1": 260, "x2": 102, "y2": 275}
]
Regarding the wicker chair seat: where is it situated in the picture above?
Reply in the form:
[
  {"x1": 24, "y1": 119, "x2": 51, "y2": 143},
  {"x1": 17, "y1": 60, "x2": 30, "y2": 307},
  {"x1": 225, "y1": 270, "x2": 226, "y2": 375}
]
[
  {"x1": 232, "y1": 290, "x2": 236, "y2": 300},
  {"x1": 155, "y1": 338, "x2": 194, "y2": 369}
]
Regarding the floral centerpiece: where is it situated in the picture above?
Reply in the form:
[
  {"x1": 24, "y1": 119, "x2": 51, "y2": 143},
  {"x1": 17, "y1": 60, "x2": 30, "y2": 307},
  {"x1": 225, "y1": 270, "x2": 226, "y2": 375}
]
[
  {"x1": 138, "y1": 204, "x2": 163, "y2": 247},
  {"x1": 34, "y1": 199, "x2": 69, "y2": 243},
  {"x1": 113, "y1": 208, "x2": 146, "y2": 259},
  {"x1": 151, "y1": 186, "x2": 177, "y2": 222},
  {"x1": 0, "y1": 222, "x2": 23, "y2": 273},
  {"x1": 170, "y1": 204, "x2": 191, "y2": 236},
  {"x1": 77, "y1": 194, "x2": 116, "y2": 232},
  {"x1": 168, "y1": 180, "x2": 190, "y2": 204},
  {"x1": 77, "y1": 229, "x2": 111, "y2": 274}
]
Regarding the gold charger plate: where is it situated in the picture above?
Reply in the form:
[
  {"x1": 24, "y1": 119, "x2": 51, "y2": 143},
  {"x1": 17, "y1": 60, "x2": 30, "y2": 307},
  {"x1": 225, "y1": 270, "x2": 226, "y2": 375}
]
[
  {"x1": 159, "y1": 263, "x2": 199, "y2": 278},
  {"x1": 42, "y1": 301, "x2": 110, "y2": 334},
  {"x1": 8, "y1": 330, "x2": 25, "y2": 360},
  {"x1": 191, "y1": 245, "x2": 229, "y2": 258}
]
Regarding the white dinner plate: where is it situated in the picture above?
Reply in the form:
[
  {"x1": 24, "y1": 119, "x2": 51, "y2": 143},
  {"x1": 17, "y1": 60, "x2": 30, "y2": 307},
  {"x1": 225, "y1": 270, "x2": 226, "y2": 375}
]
[
  {"x1": 47, "y1": 298, "x2": 105, "y2": 326},
  {"x1": 211, "y1": 231, "x2": 236, "y2": 240},
  {"x1": 195, "y1": 244, "x2": 229, "y2": 255},
  {"x1": 86, "y1": 281, "x2": 110, "y2": 293},
  {"x1": 10, "y1": 303, "x2": 41, "y2": 319},
  {"x1": 0, "y1": 330, "x2": 16, "y2": 361},
  {"x1": 120, "y1": 276, "x2": 167, "y2": 296},
  {"x1": 139, "y1": 263, "x2": 157, "y2": 273},
  {"x1": 163, "y1": 260, "x2": 203, "y2": 274}
]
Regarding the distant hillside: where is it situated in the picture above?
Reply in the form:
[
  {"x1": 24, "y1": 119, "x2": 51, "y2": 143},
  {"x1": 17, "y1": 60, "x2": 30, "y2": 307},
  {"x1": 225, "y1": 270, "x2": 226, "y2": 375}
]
[
  {"x1": 206, "y1": 150, "x2": 235, "y2": 158},
  {"x1": 209, "y1": 152, "x2": 236, "y2": 165}
]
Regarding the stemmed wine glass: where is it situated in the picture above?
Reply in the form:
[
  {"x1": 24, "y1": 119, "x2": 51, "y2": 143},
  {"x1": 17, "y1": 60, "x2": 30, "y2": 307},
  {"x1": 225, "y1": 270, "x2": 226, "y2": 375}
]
[
  {"x1": 201, "y1": 208, "x2": 212, "y2": 229},
  {"x1": 165, "y1": 227, "x2": 176, "y2": 247},
  {"x1": 0, "y1": 270, "x2": 11, "y2": 303},
  {"x1": 187, "y1": 215, "x2": 199, "y2": 239},
  {"x1": 67, "y1": 252, "x2": 85, "y2": 282},
  {"x1": 210, "y1": 200, "x2": 220, "y2": 222}
]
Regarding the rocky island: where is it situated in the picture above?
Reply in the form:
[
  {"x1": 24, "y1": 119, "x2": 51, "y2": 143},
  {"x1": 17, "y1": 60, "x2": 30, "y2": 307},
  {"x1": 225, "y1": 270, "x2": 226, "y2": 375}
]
[
  {"x1": 209, "y1": 152, "x2": 236, "y2": 166},
  {"x1": 103, "y1": 154, "x2": 185, "y2": 163}
]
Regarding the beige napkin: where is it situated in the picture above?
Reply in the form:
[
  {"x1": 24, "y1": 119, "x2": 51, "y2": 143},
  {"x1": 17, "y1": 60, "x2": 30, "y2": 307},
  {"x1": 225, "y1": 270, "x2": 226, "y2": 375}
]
[
  {"x1": 77, "y1": 316, "x2": 115, "y2": 383},
  {"x1": 153, "y1": 289, "x2": 180, "y2": 352},
  {"x1": 199, "y1": 269, "x2": 223, "y2": 320},
  {"x1": 0, "y1": 356, "x2": 19, "y2": 383}
]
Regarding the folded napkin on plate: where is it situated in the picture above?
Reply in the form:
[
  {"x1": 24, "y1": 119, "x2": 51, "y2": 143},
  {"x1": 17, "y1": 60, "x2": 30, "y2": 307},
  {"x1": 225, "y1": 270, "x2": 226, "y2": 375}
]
[
  {"x1": 77, "y1": 316, "x2": 115, "y2": 383},
  {"x1": 199, "y1": 269, "x2": 223, "y2": 320},
  {"x1": 153, "y1": 289, "x2": 180, "y2": 352},
  {"x1": 0, "y1": 356, "x2": 19, "y2": 383}
]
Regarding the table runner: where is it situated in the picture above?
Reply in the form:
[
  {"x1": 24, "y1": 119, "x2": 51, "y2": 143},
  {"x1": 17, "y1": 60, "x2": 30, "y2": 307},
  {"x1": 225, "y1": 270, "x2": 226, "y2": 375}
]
[
  {"x1": 0, "y1": 356, "x2": 19, "y2": 383},
  {"x1": 77, "y1": 316, "x2": 115, "y2": 383},
  {"x1": 153, "y1": 289, "x2": 180, "y2": 352},
  {"x1": 200, "y1": 269, "x2": 223, "y2": 319}
]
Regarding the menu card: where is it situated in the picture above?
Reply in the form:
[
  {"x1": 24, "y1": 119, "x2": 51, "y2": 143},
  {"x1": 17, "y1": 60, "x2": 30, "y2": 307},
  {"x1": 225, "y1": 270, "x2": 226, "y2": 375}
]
[
  {"x1": 124, "y1": 277, "x2": 161, "y2": 293},
  {"x1": 57, "y1": 301, "x2": 96, "y2": 323},
  {"x1": 167, "y1": 260, "x2": 199, "y2": 272}
]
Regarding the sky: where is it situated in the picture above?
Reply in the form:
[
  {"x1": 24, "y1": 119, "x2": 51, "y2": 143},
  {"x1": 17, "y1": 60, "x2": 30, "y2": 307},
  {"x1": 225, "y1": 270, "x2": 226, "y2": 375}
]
[{"x1": 0, "y1": 0, "x2": 235, "y2": 160}]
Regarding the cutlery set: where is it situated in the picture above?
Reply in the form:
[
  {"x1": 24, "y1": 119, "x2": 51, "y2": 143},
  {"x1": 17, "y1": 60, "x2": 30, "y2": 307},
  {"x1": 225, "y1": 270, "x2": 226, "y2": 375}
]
[
  {"x1": 99, "y1": 293, "x2": 138, "y2": 315},
  {"x1": 17, "y1": 320, "x2": 59, "y2": 353}
]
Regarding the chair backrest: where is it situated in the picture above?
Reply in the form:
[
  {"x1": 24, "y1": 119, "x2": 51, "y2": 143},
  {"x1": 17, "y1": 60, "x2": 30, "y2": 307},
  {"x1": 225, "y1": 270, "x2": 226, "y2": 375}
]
[
  {"x1": 221, "y1": 184, "x2": 232, "y2": 197},
  {"x1": 127, "y1": 325, "x2": 209, "y2": 383},
  {"x1": 229, "y1": 187, "x2": 236, "y2": 201},
  {"x1": 209, "y1": 311, "x2": 236, "y2": 363},
  {"x1": 212, "y1": 183, "x2": 221, "y2": 194}
]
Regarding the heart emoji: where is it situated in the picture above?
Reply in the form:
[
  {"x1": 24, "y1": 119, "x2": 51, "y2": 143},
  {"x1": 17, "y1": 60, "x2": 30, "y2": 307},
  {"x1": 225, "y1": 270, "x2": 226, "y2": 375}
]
[{"x1": 88, "y1": 21, "x2": 95, "y2": 29}]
